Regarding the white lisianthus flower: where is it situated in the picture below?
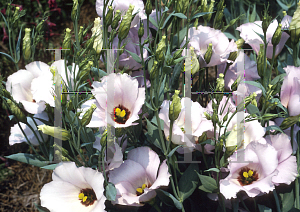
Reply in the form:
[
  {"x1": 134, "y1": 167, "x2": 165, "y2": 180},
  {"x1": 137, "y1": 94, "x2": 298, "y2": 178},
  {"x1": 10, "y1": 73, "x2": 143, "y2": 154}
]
[
  {"x1": 40, "y1": 162, "x2": 106, "y2": 212},
  {"x1": 78, "y1": 73, "x2": 145, "y2": 128},
  {"x1": 91, "y1": 17, "x2": 103, "y2": 54}
]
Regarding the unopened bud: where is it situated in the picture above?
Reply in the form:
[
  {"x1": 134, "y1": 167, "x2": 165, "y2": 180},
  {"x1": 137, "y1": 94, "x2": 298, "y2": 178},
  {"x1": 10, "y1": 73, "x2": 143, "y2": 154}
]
[
  {"x1": 36, "y1": 20, "x2": 45, "y2": 33},
  {"x1": 169, "y1": 90, "x2": 182, "y2": 121},
  {"x1": 289, "y1": 1, "x2": 300, "y2": 44},
  {"x1": 62, "y1": 28, "x2": 72, "y2": 50},
  {"x1": 111, "y1": 10, "x2": 121, "y2": 30},
  {"x1": 118, "y1": 4, "x2": 134, "y2": 41},
  {"x1": 272, "y1": 23, "x2": 282, "y2": 46},
  {"x1": 204, "y1": 0, "x2": 215, "y2": 23},
  {"x1": 138, "y1": 21, "x2": 144, "y2": 38},
  {"x1": 38, "y1": 125, "x2": 71, "y2": 141},
  {"x1": 257, "y1": 44, "x2": 265, "y2": 78},
  {"x1": 78, "y1": 26, "x2": 84, "y2": 43},
  {"x1": 198, "y1": 132, "x2": 207, "y2": 144},
  {"x1": 156, "y1": 36, "x2": 166, "y2": 62},
  {"x1": 231, "y1": 76, "x2": 241, "y2": 91},
  {"x1": 81, "y1": 104, "x2": 97, "y2": 126},
  {"x1": 23, "y1": 28, "x2": 31, "y2": 60},
  {"x1": 106, "y1": 6, "x2": 114, "y2": 26},
  {"x1": 79, "y1": 61, "x2": 93, "y2": 81},
  {"x1": 71, "y1": 0, "x2": 79, "y2": 21},
  {"x1": 91, "y1": 17, "x2": 103, "y2": 54},
  {"x1": 283, "y1": 11, "x2": 287, "y2": 17},
  {"x1": 100, "y1": 129, "x2": 107, "y2": 147},
  {"x1": 6, "y1": 99, "x2": 26, "y2": 122},
  {"x1": 145, "y1": 0, "x2": 152, "y2": 16},
  {"x1": 204, "y1": 43, "x2": 213, "y2": 65},
  {"x1": 150, "y1": 60, "x2": 159, "y2": 80},
  {"x1": 216, "y1": 73, "x2": 224, "y2": 92},
  {"x1": 204, "y1": 112, "x2": 212, "y2": 120},
  {"x1": 280, "y1": 115, "x2": 300, "y2": 130}
]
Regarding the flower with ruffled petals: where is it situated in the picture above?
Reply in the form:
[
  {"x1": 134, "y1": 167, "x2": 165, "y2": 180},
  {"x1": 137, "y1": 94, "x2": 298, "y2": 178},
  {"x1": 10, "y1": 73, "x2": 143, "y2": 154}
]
[
  {"x1": 236, "y1": 20, "x2": 290, "y2": 59},
  {"x1": 79, "y1": 73, "x2": 145, "y2": 128},
  {"x1": 182, "y1": 26, "x2": 237, "y2": 67},
  {"x1": 108, "y1": 147, "x2": 170, "y2": 206},
  {"x1": 40, "y1": 162, "x2": 106, "y2": 211},
  {"x1": 9, "y1": 112, "x2": 48, "y2": 146},
  {"x1": 280, "y1": 66, "x2": 300, "y2": 116}
]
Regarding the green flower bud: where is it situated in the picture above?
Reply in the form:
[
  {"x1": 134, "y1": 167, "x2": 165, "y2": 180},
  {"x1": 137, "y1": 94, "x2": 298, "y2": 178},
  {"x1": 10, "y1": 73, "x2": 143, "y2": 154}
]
[
  {"x1": 194, "y1": 18, "x2": 199, "y2": 29},
  {"x1": 91, "y1": 17, "x2": 103, "y2": 54},
  {"x1": 223, "y1": 111, "x2": 228, "y2": 122},
  {"x1": 204, "y1": 43, "x2": 213, "y2": 65},
  {"x1": 262, "y1": 113, "x2": 279, "y2": 121},
  {"x1": 71, "y1": 0, "x2": 79, "y2": 21},
  {"x1": 283, "y1": 11, "x2": 287, "y2": 17},
  {"x1": 190, "y1": 47, "x2": 200, "y2": 75},
  {"x1": 106, "y1": 6, "x2": 114, "y2": 26},
  {"x1": 78, "y1": 26, "x2": 84, "y2": 43},
  {"x1": 53, "y1": 143, "x2": 70, "y2": 158},
  {"x1": 272, "y1": 23, "x2": 282, "y2": 46},
  {"x1": 289, "y1": 1, "x2": 300, "y2": 44},
  {"x1": 79, "y1": 61, "x2": 93, "y2": 81},
  {"x1": 213, "y1": 0, "x2": 225, "y2": 29},
  {"x1": 111, "y1": 10, "x2": 121, "y2": 30},
  {"x1": 150, "y1": 60, "x2": 159, "y2": 80},
  {"x1": 62, "y1": 28, "x2": 72, "y2": 50},
  {"x1": 36, "y1": 20, "x2": 45, "y2": 34},
  {"x1": 280, "y1": 114, "x2": 300, "y2": 130},
  {"x1": 236, "y1": 38, "x2": 244, "y2": 49},
  {"x1": 145, "y1": 0, "x2": 152, "y2": 16},
  {"x1": 100, "y1": 129, "x2": 107, "y2": 147},
  {"x1": 231, "y1": 76, "x2": 241, "y2": 91},
  {"x1": 66, "y1": 99, "x2": 73, "y2": 111},
  {"x1": 257, "y1": 44, "x2": 266, "y2": 78},
  {"x1": 54, "y1": 150, "x2": 70, "y2": 161},
  {"x1": 38, "y1": 125, "x2": 71, "y2": 141},
  {"x1": 23, "y1": 28, "x2": 31, "y2": 61},
  {"x1": 6, "y1": 99, "x2": 26, "y2": 122},
  {"x1": 173, "y1": 49, "x2": 183, "y2": 60},
  {"x1": 61, "y1": 85, "x2": 67, "y2": 106},
  {"x1": 12, "y1": 7, "x2": 20, "y2": 24},
  {"x1": 169, "y1": 90, "x2": 182, "y2": 122},
  {"x1": 81, "y1": 104, "x2": 97, "y2": 126},
  {"x1": 204, "y1": 111, "x2": 212, "y2": 120},
  {"x1": 204, "y1": 0, "x2": 215, "y2": 23},
  {"x1": 118, "y1": 4, "x2": 135, "y2": 41},
  {"x1": 262, "y1": 8, "x2": 272, "y2": 35},
  {"x1": 212, "y1": 111, "x2": 219, "y2": 125},
  {"x1": 138, "y1": 21, "x2": 144, "y2": 38},
  {"x1": 156, "y1": 36, "x2": 167, "y2": 62},
  {"x1": 228, "y1": 39, "x2": 244, "y2": 62},
  {"x1": 198, "y1": 132, "x2": 207, "y2": 144},
  {"x1": 176, "y1": 0, "x2": 189, "y2": 14},
  {"x1": 216, "y1": 73, "x2": 225, "y2": 92},
  {"x1": 251, "y1": 92, "x2": 258, "y2": 107}
]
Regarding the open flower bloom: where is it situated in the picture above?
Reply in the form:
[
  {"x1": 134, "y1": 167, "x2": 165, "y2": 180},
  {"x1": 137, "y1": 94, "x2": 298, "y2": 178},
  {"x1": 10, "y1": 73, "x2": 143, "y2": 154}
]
[
  {"x1": 79, "y1": 73, "x2": 145, "y2": 128},
  {"x1": 96, "y1": 0, "x2": 145, "y2": 28},
  {"x1": 108, "y1": 147, "x2": 170, "y2": 206},
  {"x1": 40, "y1": 162, "x2": 106, "y2": 212},
  {"x1": 220, "y1": 134, "x2": 297, "y2": 199},
  {"x1": 9, "y1": 112, "x2": 48, "y2": 146},
  {"x1": 182, "y1": 26, "x2": 237, "y2": 67},
  {"x1": 6, "y1": 61, "x2": 51, "y2": 114},
  {"x1": 159, "y1": 97, "x2": 214, "y2": 153},
  {"x1": 280, "y1": 66, "x2": 300, "y2": 116},
  {"x1": 236, "y1": 20, "x2": 290, "y2": 59}
]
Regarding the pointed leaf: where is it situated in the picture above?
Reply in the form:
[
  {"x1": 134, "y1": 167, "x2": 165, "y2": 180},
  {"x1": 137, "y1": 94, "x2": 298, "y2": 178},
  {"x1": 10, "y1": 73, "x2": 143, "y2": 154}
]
[{"x1": 156, "y1": 189, "x2": 183, "y2": 209}]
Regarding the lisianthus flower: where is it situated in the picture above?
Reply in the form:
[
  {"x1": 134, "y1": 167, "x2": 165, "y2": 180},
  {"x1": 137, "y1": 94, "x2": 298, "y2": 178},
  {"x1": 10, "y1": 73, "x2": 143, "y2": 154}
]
[
  {"x1": 111, "y1": 25, "x2": 148, "y2": 70},
  {"x1": 236, "y1": 20, "x2": 290, "y2": 59},
  {"x1": 108, "y1": 147, "x2": 170, "y2": 206},
  {"x1": 232, "y1": 83, "x2": 262, "y2": 108},
  {"x1": 220, "y1": 133, "x2": 297, "y2": 199},
  {"x1": 159, "y1": 97, "x2": 214, "y2": 153},
  {"x1": 79, "y1": 73, "x2": 145, "y2": 128},
  {"x1": 280, "y1": 66, "x2": 300, "y2": 116},
  {"x1": 182, "y1": 26, "x2": 237, "y2": 67},
  {"x1": 40, "y1": 162, "x2": 106, "y2": 212},
  {"x1": 9, "y1": 112, "x2": 48, "y2": 146},
  {"x1": 6, "y1": 61, "x2": 50, "y2": 114},
  {"x1": 96, "y1": 0, "x2": 145, "y2": 28}
]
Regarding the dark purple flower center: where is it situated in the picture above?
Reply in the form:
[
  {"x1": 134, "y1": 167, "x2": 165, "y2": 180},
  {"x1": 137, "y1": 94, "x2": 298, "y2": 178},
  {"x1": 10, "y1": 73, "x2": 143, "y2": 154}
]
[
  {"x1": 237, "y1": 167, "x2": 259, "y2": 186},
  {"x1": 113, "y1": 105, "x2": 131, "y2": 124},
  {"x1": 78, "y1": 188, "x2": 97, "y2": 206}
]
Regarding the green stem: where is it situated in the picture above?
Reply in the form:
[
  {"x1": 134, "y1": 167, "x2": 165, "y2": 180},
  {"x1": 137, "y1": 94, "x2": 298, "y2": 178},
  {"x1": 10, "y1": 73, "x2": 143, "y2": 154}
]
[
  {"x1": 273, "y1": 189, "x2": 282, "y2": 212},
  {"x1": 269, "y1": 45, "x2": 276, "y2": 82},
  {"x1": 139, "y1": 37, "x2": 149, "y2": 99},
  {"x1": 116, "y1": 39, "x2": 121, "y2": 72},
  {"x1": 262, "y1": 33, "x2": 268, "y2": 89}
]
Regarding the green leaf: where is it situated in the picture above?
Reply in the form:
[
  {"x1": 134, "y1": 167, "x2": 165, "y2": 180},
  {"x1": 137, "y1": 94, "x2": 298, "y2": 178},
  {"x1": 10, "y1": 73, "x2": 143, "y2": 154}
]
[
  {"x1": 204, "y1": 168, "x2": 220, "y2": 173},
  {"x1": 161, "y1": 11, "x2": 175, "y2": 29},
  {"x1": 34, "y1": 203, "x2": 50, "y2": 212},
  {"x1": 258, "y1": 204, "x2": 272, "y2": 212},
  {"x1": 156, "y1": 189, "x2": 183, "y2": 210},
  {"x1": 124, "y1": 49, "x2": 142, "y2": 63},
  {"x1": 15, "y1": 26, "x2": 23, "y2": 63},
  {"x1": 41, "y1": 164, "x2": 58, "y2": 170},
  {"x1": 173, "y1": 13, "x2": 187, "y2": 19},
  {"x1": 0, "y1": 12, "x2": 8, "y2": 29},
  {"x1": 0, "y1": 52, "x2": 16, "y2": 64},
  {"x1": 279, "y1": 187, "x2": 294, "y2": 212},
  {"x1": 170, "y1": 63, "x2": 182, "y2": 91},
  {"x1": 5, "y1": 153, "x2": 49, "y2": 167},
  {"x1": 178, "y1": 163, "x2": 199, "y2": 201},
  {"x1": 168, "y1": 145, "x2": 182, "y2": 157},
  {"x1": 196, "y1": 172, "x2": 218, "y2": 193},
  {"x1": 163, "y1": 66, "x2": 172, "y2": 74},
  {"x1": 246, "y1": 103, "x2": 260, "y2": 115},
  {"x1": 245, "y1": 81, "x2": 266, "y2": 96},
  {"x1": 91, "y1": 67, "x2": 107, "y2": 78},
  {"x1": 271, "y1": 73, "x2": 286, "y2": 85},
  {"x1": 105, "y1": 182, "x2": 117, "y2": 201},
  {"x1": 276, "y1": 0, "x2": 289, "y2": 10},
  {"x1": 145, "y1": 101, "x2": 156, "y2": 111},
  {"x1": 265, "y1": 125, "x2": 284, "y2": 133},
  {"x1": 149, "y1": 16, "x2": 159, "y2": 29},
  {"x1": 191, "y1": 12, "x2": 212, "y2": 20}
]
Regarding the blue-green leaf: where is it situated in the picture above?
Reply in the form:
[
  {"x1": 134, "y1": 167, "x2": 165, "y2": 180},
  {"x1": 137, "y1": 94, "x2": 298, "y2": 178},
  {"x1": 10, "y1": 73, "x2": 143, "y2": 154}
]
[
  {"x1": 178, "y1": 163, "x2": 199, "y2": 201},
  {"x1": 105, "y1": 182, "x2": 117, "y2": 201},
  {"x1": 149, "y1": 16, "x2": 159, "y2": 29},
  {"x1": 173, "y1": 13, "x2": 187, "y2": 19},
  {"x1": 0, "y1": 52, "x2": 16, "y2": 64},
  {"x1": 16, "y1": 26, "x2": 23, "y2": 63},
  {"x1": 124, "y1": 49, "x2": 142, "y2": 63},
  {"x1": 245, "y1": 81, "x2": 266, "y2": 96},
  {"x1": 196, "y1": 172, "x2": 218, "y2": 193},
  {"x1": 5, "y1": 153, "x2": 49, "y2": 167},
  {"x1": 191, "y1": 12, "x2": 212, "y2": 20},
  {"x1": 41, "y1": 164, "x2": 58, "y2": 170},
  {"x1": 156, "y1": 189, "x2": 183, "y2": 209}
]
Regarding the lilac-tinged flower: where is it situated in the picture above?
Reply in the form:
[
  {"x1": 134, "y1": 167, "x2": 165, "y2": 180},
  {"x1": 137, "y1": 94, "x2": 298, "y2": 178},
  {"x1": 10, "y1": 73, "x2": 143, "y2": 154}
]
[
  {"x1": 236, "y1": 20, "x2": 290, "y2": 59},
  {"x1": 108, "y1": 147, "x2": 170, "y2": 206},
  {"x1": 182, "y1": 26, "x2": 237, "y2": 67},
  {"x1": 40, "y1": 162, "x2": 106, "y2": 211},
  {"x1": 79, "y1": 73, "x2": 145, "y2": 128},
  {"x1": 280, "y1": 66, "x2": 300, "y2": 116},
  {"x1": 281, "y1": 15, "x2": 292, "y2": 30}
]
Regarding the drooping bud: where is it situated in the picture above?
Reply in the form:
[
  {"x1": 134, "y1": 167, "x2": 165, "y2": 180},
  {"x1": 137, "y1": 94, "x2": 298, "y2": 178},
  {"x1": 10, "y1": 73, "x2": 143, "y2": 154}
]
[
  {"x1": 62, "y1": 28, "x2": 72, "y2": 50},
  {"x1": 150, "y1": 60, "x2": 159, "y2": 80},
  {"x1": 280, "y1": 114, "x2": 300, "y2": 130},
  {"x1": 204, "y1": 43, "x2": 213, "y2": 65},
  {"x1": 138, "y1": 21, "x2": 144, "y2": 38},
  {"x1": 111, "y1": 10, "x2": 121, "y2": 30},
  {"x1": 106, "y1": 6, "x2": 114, "y2": 27},
  {"x1": 169, "y1": 90, "x2": 182, "y2": 122},
  {"x1": 71, "y1": 0, "x2": 79, "y2": 21},
  {"x1": 38, "y1": 125, "x2": 71, "y2": 141},
  {"x1": 145, "y1": 0, "x2": 152, "y2": 16},
  {"x1": 81, "y1": 104, "x2": 97, "y2": 126},
  {"x1": 23, "y1": 28, "x2": 31, "y2": 60},
  {"x1": 272, "y1": 23, "x2": 282, "y2": 46},
  {"x1": 155, "y1": 36, "x2": 167, "y2": 62},
  {"x1": 91, "y1": 17, "x2": 103, "y2": 54},
  {"x1": 118, "y1": 4, "x2": 134, "y2": 41},
  {"x1": 289, "y1": 1, "x2": 300, "y2": 44},
  {"x1": 6, "y1": 99, "x2": 26, "y2": 123},
  {"x1": 190, "y1": 47, "x2": 200, "y2": 75}
]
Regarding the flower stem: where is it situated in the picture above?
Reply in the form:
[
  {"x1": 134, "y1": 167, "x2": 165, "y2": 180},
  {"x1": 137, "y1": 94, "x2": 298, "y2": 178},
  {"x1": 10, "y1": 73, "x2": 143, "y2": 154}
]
[{"x1": 273, "y1": 189, "x2": 282, "y2": 212}]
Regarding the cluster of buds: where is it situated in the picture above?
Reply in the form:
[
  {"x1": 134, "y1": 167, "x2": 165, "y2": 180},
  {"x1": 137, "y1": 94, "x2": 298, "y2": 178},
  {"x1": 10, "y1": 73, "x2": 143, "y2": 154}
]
[
  {"x1": 22, "y1": 28, "x2": 31, "y2": 60},
  {"x1": 169, "y1": 90, "x2": 182, "y2": 122}
]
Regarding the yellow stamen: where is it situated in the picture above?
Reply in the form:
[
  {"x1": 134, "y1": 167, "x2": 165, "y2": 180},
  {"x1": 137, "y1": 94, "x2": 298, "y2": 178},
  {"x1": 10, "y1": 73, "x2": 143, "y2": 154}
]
[
  {"x1": 243, "y1": 172, "x2": 249, "y2": 178},
  {"x1": 142, "y1": 184, "x2": 147, "y2": 190},
  {"x1": 115, "y1": 107, "x2": 126, "y2": 118},
  {"x1": 136, "y1": 188, "x2": 143, "y2": 193},
  {"x1": 120, "y1": 109, "x2": 126, "y2": 117},
  {"x1": 248, "y1": 170, "x2": 253, "y2": 177},
  {"x1": 83, "y1": 196, "x2": 87, "y2": 202},
  {"x1": 79, "y1": 193, "x2": 84, "y2": 199}
]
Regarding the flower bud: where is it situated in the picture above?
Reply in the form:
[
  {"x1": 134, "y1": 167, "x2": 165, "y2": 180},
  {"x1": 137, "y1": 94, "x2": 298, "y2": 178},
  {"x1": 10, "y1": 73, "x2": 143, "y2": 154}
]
[
  {"x1": 111, "y1": 10, "x2": 121, "y2": 30},
  {"x1": 6, "y1": 99, "x2": 26, "y2": 122},
  {"x1": 231, "y1": 76, "x2": 241, "y2": 91},
  {"x1": 204, "y1": 111, "x2": 212, "y2": 120},
  {"x1": 257, "y1": 44, "x2": 265, "y2": 78},
  {"x1": 12, "y1": 7, "x2": 20, "y2": 24},
  {"x1": 204, "y1": 43, "x2": 213, "y2": 65},
  {"x1": 100, "y1": 129, "x2": 107, "y2": 147},
  {"x1": 61, "y1": 85, "x2": 67, "y2": 106},
  {"x1": 71, "y1": 0, "x2": 79, "y2": 21},
  {"x1": 216, "y1": 73, "x2": 225, "y2": 92},
  {"x1": 138, "y1": 21, "x2": 144, "y2": 38},
  {"x1": 262, "y1": 113, "x2": 279, "y2": 121},
  {"x1": 280, "y1": 115, "x2": 300, "y2": 130},
  {"x1": 79, "y1": 61, "x2": 93, "y2": 81},
  {"x1": 81, "y1": 104, "x2": 97, "y2": 126},
  {"x1": 66, "y1": 99, "x2": 73, "y2": 111},
  {"x1": 36, "y1": 20, "x2": 45, "y2": 33},
  {"x1": 118, "y1": 4, "x2": 134, "y2": 41},
  {"x1": 236, "y1": 38, "x2": 244, "y2": 49},
  {"x1": 213, "y1": 0, "x2": 225, "y2": 29},
  {"x1": 223, "y1": 111, "x2": 228, "y2": 122},
  {"x1": 53, "y1": 143, "x2": 70, "y2": 158},
  {"x1": 176, "y1": 0, "x2": 189, "y2": 14},
  {"x1": 198, "y1": 132, "x2": 207, "y2": 144},
  {"x1": 78, "y1": 26, "x2": 84, "y2": 43},
  {"x1": 289, "y1": 1, "x2": 300, "y2": 44},
  {"x1": 150, "y1": 60, "x2": 159, "y2": 80},
  {"x1": 169, "y1": 90, "x2": 182, "y2": 122},
  {"x1": 54, "y1": 150, "x2": 70, "y2": 161},
  {"x1": 156, "y1": 36, "x2": 166, "y2": 62},
  {"x1": 62, "y1": 28, "x2": 72, "y2": 50},
  {"x1": 145, "y1": 0, "x2": 152, "y2": 16},
  {"x1": 91, "y1": 17, "x2": 103, "y2": 54},
  {"x1": 38, "y1": 125, "x2": 71, "y2": 141},
  {"x1": 194, "y1": 18, "x2": 199, "y2": 29},
  {"x1": 283, "y1": 11, "x2": 287, "y2": 17},
  {"x1": 106, "y1": 6, "x2": 114, "y2": 26},
  {"x1": 23, "y1": 28, "x2": 31, "y2": 60},
  {"x1": 190, "y1": 47, "x2": 200, "y2": 75},
  {"x1": 204, "y1": 0, "x2": 215, "y2": 23},
  {"x1": 173, "y1": 49, "x2": 183, "y2": 60},
  {"x1": 272, "y1": 23, "x2": 282, "y2": 46},
  {"x1": 262, "y1": 8, "x2": 272, "y2": 35}
]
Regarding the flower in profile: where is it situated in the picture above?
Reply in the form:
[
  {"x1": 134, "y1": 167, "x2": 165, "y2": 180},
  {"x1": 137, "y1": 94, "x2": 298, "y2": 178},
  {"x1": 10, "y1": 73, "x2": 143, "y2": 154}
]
[
  {"x1": 40, "y1": 162, "x2": 106, "y2": 211},
  {"x1": 236, "y1": 20, "x2": 290, "y2": 59},
  {"x1": 79, "y1": 73, "x2": 145, "y2": 128},
  {"x1": 108, "y1": 147, "x2": 170, "y2": 206},
  {"x1": 159, "y1": 97, "x2": 213, "y2": 153},
  {"x1": 9, "y1": 112, "x2": 48, "y2": 146},
  {"x1": 182, "y1": 26, "x2": 237, "y2": 68},
  {"x1": 280, "y1": 66, "x2": 300, "y2": 116}
]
